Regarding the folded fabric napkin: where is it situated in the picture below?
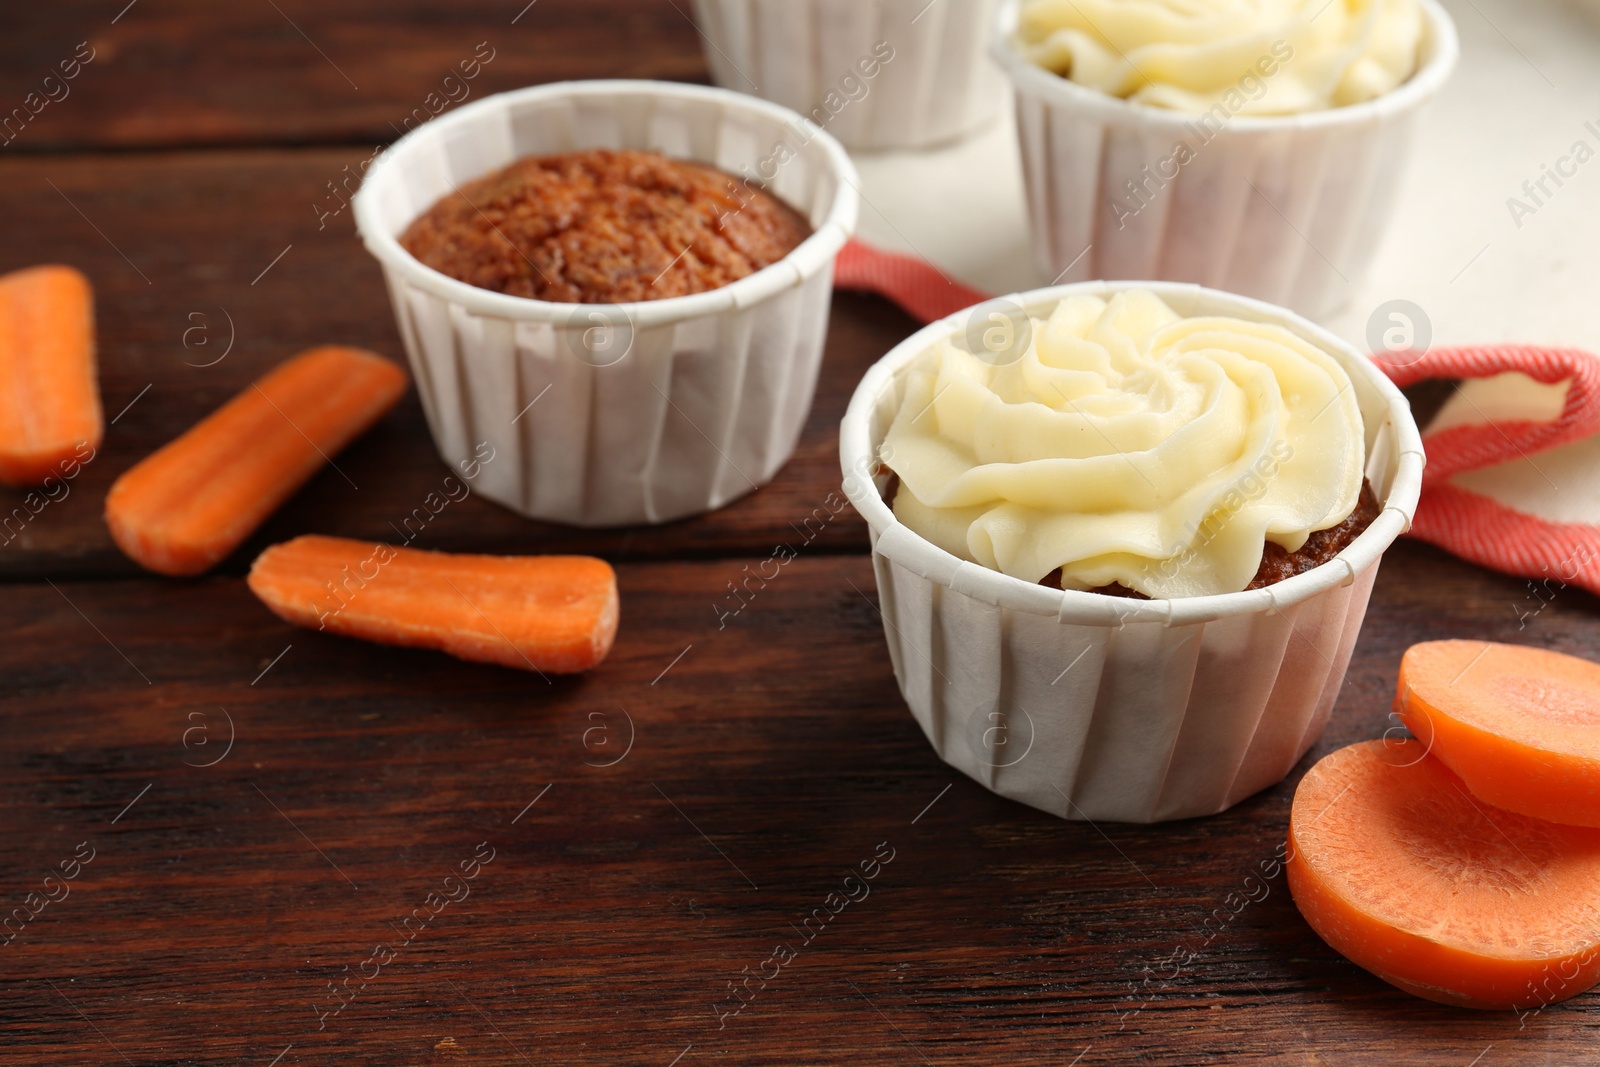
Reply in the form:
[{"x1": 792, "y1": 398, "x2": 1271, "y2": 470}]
[{"x1": 834, "y1": 238, "x2": 1600, "y2": 598}]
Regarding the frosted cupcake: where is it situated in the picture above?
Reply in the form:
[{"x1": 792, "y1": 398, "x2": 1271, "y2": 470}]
[
  {"x1": 1016, "y1": 0, "x2": 1426, "y2": 114},
  {"x1": 992, "y1": 0, "x2": 1458, "y2": 318},
  {"x1": 840, "y1": 282, "x2": 1423, "y2": 822},
  {"x1": 884, "y1": 288, "x2": 1373, "y2": 598}
]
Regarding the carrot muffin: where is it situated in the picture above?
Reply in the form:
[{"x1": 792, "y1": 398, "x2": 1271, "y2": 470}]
[
  {"x1": 399, "y1": 148, "x2": 812, "y2": 303},
  {"x1": 879, "y1": 288, "x2": 1373, "y2": 599}
]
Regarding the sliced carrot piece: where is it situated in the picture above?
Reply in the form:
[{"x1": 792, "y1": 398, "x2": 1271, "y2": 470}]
[
  {"x1": 1397, "y1": 640, "x2": 1600, "y2": 827},
  {"x1": 0, "y1": 265, "x2": 101, "y2": 486},
  {"x1": 1288, "y1": 739, "x2": 1600, "y2": 1010},
  {"x1": 104, "y1": 346, "x2": 408, "y2": 576},
  {"x1": 247, "y1": 535, "x2": 619, "y2": 675}
]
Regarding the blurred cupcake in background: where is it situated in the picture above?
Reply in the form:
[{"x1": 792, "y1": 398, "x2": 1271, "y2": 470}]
[
  {"x1": 1017, "y1": 0, "x2": 1426, "y2": 114},
  {"x1": 993, "y1": 0, "x2": 1458, "y2": 318},
  {"x1": 693, "y1": 0, "x2": 1008, "y2": 150}
]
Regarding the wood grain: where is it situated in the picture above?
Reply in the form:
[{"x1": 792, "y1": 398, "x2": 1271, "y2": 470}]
[
  {"x1": 0, "y1": 146, "x2": 1445, "y2": 580},
  {"x1": 0, "y1": 149, "x2": 906, "y2": 580},
  {"x1": 3, "y1": 4, "x2": 1598, "y2": 1065},
  {"x1": 0, "y1": 1, "x2": 709, "y2": 153},
  {"x1": 2, "y1": 545, "x2": 1597, "y2": 1065}
]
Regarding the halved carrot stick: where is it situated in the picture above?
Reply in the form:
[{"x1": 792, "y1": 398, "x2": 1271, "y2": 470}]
[
  {"x1": 0, "y1": 265, "x2": 101, "y2": 486},
  {"x1": 104, "y1": 346, "x2": 408, "y2": 576},
  {"x1": 247, "y1": 535, "x2": 619, "y2": 675},
  {"x1": 1288, "y1": 739, "x2": 1600, "y2": 1010},
  {"x1": 1397, "y1": 640, "x2": 1600, "y2": 827}
]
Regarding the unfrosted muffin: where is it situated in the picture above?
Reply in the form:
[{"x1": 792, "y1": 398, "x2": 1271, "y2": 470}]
[{"x1": 399, "y1": 148, "x2": 812, "y2": 304}]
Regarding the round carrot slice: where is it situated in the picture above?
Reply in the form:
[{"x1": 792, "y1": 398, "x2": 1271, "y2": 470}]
[
  {"x1": 1288, "y1": 739, "x2": 1600, "y2": 1010},
  {"x1": 1397, "y1": 640, "x2": 1600, "y2": 827}
]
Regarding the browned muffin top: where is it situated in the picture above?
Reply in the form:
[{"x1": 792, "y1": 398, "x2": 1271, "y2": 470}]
[{"x1": 398, "y1": 149, "x2": 813, "y2": 304}]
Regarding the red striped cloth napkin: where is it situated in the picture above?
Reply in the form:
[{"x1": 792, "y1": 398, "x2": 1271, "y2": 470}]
[{"x1": 834, "y1": 238, "x2": 1600, "y2": 596}]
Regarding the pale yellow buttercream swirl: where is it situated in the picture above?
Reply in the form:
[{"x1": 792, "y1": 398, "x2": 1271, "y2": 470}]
[
  {"x1": 882, "y1": 290, "x2": 1366, "y2": 598},
  {"x1": 1016, "y1": 0, "x2": 1425, "y2": 115}
]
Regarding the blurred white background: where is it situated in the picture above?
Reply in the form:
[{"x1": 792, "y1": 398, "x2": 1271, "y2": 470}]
[{"x1": 853, "y1": 0, "x2": 1600, "y2": 350}]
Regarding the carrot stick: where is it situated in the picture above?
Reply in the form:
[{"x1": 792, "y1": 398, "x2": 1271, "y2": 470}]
[
  {"x1": 247, "y1": 535, "x2": 619, "y2": 675},
  {"x1": 1397, "y1": 640, "x2": 1600, "y2": 827},
  {"x1": 0, "y1": 265, "x2": 101, "y2": 486},
  {"x1": 1288, "y1": 739, "x2": 1600, "y2": 1010},
  {"x1": 104, "y1": 346, "x2": 408, "y2": 576}
]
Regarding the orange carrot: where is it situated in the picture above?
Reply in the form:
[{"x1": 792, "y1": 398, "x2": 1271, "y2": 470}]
[
  {"x1": 104, "y1": 346, "x2": 408, "y2": 576},
  {"x1": 247, "y1": 535, "x2": 618, "y2": 675},
  {"x1": 1397, "y1": 640, "x2": 1600, "y2": 827},
  {"x1": 0, "y1": 265, "x2": 101, "y2": 486},
  {"x1": 1288, "y1": 739, "x2": 1600, "y2": 1010}
]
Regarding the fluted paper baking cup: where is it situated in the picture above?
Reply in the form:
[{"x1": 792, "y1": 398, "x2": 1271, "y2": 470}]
[
  {"x1": 692, "y1": 0, "x2": 1008, "y2": 151},
  {"x1": 840, "y1": 282, "x2": 1424, "y2": 823},
  {"x1": 354, "y1": 81, "x2": 859, "y2": 527},
  {"x1": 992, "y1": 0, "x2": 1458, "y2": 321}
]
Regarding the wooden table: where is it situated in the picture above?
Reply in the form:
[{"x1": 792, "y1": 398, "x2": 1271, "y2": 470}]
[{"x1": 3, "y1": 4, "x2": 1595, "y2": 1064}]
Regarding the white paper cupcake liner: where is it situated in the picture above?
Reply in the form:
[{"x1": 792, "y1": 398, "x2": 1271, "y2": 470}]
[
  {"x1": 840, "y1": 282, "x2": 1425, "y2": 823},
  {"x1": 992, "y1": 0, "x2": 1459, "y2": 321},
  {"x1": 354, "y1": 81, "x2": 859, "y2": 527},
  {"x1": 692, "y1": 0, "x2": 1008, "y2": 151}
]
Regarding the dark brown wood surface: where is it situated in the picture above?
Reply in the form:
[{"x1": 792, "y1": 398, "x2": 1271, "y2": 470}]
[
  {"x1": 0, "y1": 1, "x2": 706, "y2": 152},
  {"x1": 2, "y1": 4, "x2": 1596, "y2": 1065}
]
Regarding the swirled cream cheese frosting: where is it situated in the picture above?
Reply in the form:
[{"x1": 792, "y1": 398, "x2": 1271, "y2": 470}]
[
  {"x1": 881, "y1": 289, "x2": 1367, "y2": 598},
  {"x1": 1015, "y1": 0, "x2": 1425, "y2": 114}
]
